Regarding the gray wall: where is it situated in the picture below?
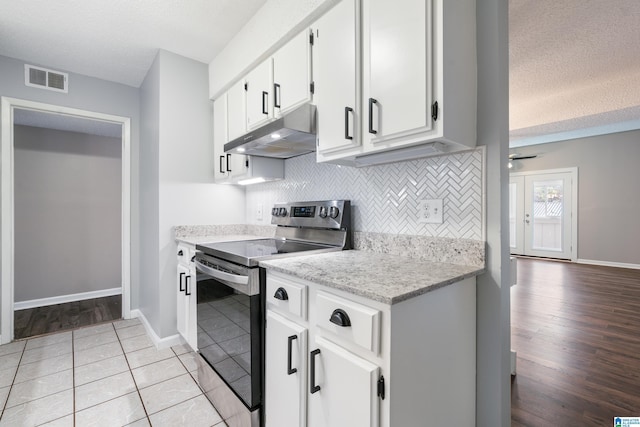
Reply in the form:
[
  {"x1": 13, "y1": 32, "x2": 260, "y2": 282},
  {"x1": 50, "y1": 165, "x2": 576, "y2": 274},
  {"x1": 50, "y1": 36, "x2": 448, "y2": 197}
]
[
  {"x1": 511, "y1": 130, "x2": 640, "y2": 265},
  {"x1": 476, "y1": 0, "x2": 511, "y2": 425},
  {"x1": 140, "y1": 50, "x2": 246, "y2": 339},
  {"x1": 14, "y1": 125, "x2": 121, "y2": 302},
  {"x1": 0, "y1": 54, "x2": 141, "y2": 328}
]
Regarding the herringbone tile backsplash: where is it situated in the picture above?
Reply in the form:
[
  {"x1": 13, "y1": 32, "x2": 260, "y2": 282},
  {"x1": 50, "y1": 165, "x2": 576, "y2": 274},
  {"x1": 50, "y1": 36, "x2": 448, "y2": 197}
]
[{"x1": 246, "y1": 148, "x2": 485, "y2": 240}]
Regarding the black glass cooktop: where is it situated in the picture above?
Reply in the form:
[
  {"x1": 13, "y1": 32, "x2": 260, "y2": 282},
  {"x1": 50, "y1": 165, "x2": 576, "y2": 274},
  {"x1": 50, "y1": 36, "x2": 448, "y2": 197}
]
[{"x1": 197, "y1": 238, "x2": 334, "y2": 267}]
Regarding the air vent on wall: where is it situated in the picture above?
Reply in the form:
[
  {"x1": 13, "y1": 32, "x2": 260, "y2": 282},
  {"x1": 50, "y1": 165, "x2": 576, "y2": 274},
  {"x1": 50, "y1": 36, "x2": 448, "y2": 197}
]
[{"x1": 24, "y1": 64, "x2": 68, "y2": 93}]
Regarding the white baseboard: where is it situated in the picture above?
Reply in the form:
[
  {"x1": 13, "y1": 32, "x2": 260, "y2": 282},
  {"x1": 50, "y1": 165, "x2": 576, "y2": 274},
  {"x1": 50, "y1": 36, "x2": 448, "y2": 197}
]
[
  {"x1": 130, "y1": 309, "x2": 182, "y2": 350},
  {"x1": 14, "y1": 287, "x2": 122, "y2": 311},
  {"x1": 577, "y1": 259, "x2": 640, "y2": 270}
]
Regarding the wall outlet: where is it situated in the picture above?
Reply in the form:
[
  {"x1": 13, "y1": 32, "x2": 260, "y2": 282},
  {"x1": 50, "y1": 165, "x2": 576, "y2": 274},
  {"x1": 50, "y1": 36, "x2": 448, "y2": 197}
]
[
  {"x1": 256, "y1": 204, "x2": 263, "y2": 221},
  {"x1": 418, "y1": 199, "x2": 443, "y2": 224}
]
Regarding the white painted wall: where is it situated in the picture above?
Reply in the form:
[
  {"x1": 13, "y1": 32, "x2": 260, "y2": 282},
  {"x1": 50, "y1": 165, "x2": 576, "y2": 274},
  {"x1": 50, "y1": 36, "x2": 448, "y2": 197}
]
[
  {"x1": 511, "y1": 130, "x2": 640, "y2": 266},
  {"x1": 140, "y1": 50, "x2": 246, "y2": 339},
  {"x1": 14, "y1": 125, "x2": 121, "y2": 302}
]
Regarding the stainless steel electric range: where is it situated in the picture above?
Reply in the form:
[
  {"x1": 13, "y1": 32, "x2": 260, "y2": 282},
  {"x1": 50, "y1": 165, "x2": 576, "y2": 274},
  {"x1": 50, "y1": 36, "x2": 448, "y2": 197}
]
[{"x1": 194, "y1": 200, "x2": 351, "y2": 427}]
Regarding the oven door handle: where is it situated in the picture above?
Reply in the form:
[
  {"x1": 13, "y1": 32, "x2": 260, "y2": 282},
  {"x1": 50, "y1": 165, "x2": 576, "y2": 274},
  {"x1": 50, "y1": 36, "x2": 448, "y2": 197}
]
[{"x1": 195, "y1": 260, "x2": 249, "y2": 286}]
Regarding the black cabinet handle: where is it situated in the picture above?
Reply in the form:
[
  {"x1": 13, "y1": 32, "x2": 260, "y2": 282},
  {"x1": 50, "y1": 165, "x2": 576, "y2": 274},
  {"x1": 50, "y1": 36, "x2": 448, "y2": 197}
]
[
  {"x1": 274, "y1": 287, "x2": 289, "y2": 301},
  {"x1": 219, "y1": 155, "x2": 225, "y2": 174},
  {"x1": 344, "y1": 107, "x2": 353, "y2": 140},
  {"x1": 329, "y1": 309, "x2": 351, "y2": 327},
  {"x1": 226, "y1": 154, "x2": 232, "y2": 172},
  {"x1": 178, "y1": 250, "x2": 184, "y2": 256},
  {"x1": 310, "y1": 349, "x2": 321, "y2": 394},
  {"x1": 368, "y1": 98, "x2": 378, "y2": 135},
  {"x1": 274, "y1": 83, "x2": 281, "y2": 108},
  {"x1": 179, "y1": 272, "x2": 185, "y2": 292},
  {"x1": 190, "y1": 255, "x2": 195, "y2": 262},
  {"x1": 185, "y1": 275, "x2": 191, "y2": 296},
  {"x1": 262, "y1": 91, "x2": 268, "y2": 115},
  {"x1": 287, "y1": 335, "x2": 297, "y2": 375}
]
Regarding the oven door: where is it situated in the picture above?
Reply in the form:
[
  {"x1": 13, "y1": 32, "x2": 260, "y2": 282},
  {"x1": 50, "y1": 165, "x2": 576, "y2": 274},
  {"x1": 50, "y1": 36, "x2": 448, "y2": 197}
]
[{"x1": 194, "y1": 252, "x2": 263, "y2": 412}]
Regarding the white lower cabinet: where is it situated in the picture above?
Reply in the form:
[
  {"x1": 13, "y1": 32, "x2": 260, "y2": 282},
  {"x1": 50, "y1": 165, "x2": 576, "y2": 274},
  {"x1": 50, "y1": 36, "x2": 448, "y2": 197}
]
[
  {"x1": 265, "y1": 311, "x2": 308, "y2": 427},
  {"x1": 176, "y1": 246, "x2": 197, "y2": 351},
  {"x1": 308, "y1": 336, "x2": 380, "y2": 427},
  {"x1": 265, "y1": 270, "x2": 477, "y2": 427}
]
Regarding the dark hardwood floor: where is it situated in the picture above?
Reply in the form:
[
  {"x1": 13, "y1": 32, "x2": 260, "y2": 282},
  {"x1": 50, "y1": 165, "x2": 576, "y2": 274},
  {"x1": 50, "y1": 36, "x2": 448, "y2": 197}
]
[
  {"x1": 14, "y1": 295, "x2": 122, "y2": 339},
  {"x1": 511, "y1": 258, "x2": 640, "y2": 426}
]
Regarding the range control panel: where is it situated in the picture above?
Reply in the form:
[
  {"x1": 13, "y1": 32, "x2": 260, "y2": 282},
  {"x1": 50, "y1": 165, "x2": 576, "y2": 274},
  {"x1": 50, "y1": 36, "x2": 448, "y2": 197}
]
[{"x1": 271, "y1": 200, "x2": 350, "y2": 230}]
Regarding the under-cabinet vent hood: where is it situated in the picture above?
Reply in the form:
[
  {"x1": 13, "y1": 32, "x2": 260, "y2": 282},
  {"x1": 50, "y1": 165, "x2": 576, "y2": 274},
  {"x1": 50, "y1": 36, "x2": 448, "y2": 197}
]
[{"x1": 224, "y1": 103, "x2": 316, "y2": 159}]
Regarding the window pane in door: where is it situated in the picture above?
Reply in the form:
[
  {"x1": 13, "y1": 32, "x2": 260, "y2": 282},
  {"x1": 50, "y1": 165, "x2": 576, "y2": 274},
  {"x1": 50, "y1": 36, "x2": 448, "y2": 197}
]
[
  {"x1": 531, "y1": 179, "x2": 563, "y2": 251},
  {"x1": 509, "y1": 182, "x2": 517, "y2": 248}
]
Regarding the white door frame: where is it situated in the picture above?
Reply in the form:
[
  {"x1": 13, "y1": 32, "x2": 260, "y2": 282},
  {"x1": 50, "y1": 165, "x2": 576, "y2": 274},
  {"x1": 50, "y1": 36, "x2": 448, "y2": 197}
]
[
  {"x1": 510, "y1": 167, "x2": 578, "y2": 261},
  {"x1": 1, "y1": 97, "x2": 132, "y2": 344}
]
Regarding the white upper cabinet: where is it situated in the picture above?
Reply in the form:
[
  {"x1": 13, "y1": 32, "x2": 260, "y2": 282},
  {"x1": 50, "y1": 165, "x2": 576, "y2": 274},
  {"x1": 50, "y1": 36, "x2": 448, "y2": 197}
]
[
  {"x1": 363, "y1": 0, "x2": 433, "y2": 146},
  {"x1": 313, "y1": 0, "x2": 361, "y2": 157},
  {"x1": 227, "y1": 79, "x2": 247, "y2": 142},
  {"x1": 273, "y1": 29, "x2": 313, "y2": 116},
  {"x1": 213, "y1": 95, "x2": 229, "y2": 181},
  {"x1": 316, "y1": 0, "x2": 476, "y2": 166},
  {"x1": 246, "y1": 58, "x2": 274, "y2": 131}
]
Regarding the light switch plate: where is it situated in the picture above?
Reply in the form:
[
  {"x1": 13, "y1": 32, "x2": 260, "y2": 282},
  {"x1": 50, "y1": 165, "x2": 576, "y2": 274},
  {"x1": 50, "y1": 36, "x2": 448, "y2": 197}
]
[{"x1": 418, "y1": 199, "x2": 443, "y2": 224}]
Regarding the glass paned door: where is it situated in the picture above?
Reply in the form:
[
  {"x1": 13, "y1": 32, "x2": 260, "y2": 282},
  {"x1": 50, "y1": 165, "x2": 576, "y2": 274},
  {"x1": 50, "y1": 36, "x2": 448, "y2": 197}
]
[{"x1": 510, "y1": 170, "x2": 575, "y2": 260}]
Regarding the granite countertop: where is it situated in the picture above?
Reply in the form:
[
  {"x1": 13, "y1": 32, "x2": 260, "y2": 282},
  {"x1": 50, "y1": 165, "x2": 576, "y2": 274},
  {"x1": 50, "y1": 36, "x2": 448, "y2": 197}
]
[{"x1": 260, "y1": 250, "x2": 484, "y2": 305}]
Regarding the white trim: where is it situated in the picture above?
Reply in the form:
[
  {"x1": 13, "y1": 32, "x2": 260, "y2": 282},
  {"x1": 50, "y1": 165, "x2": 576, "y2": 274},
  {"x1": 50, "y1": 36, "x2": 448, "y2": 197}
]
[
  {"x1": 131, "y1": 309, "x2": 183, "y2": 350},
  {"x1": 1, "y1": 97, "x2": 132, "y2": 344},
  {"x1": 14, "y1": 287, "x2": 122, "y2": 311},
  {"x1": 577, "y1": 259, "x2": 640, "y2": 270}
]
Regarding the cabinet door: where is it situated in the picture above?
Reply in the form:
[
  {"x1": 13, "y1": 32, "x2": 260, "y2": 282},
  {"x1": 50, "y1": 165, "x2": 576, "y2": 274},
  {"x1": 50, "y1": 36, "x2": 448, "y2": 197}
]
[
  {"x1": 213, "y1": 95, "x2": 229, "y2": 182},
  {"x1": 226, "y1": 81, "x2": 250, "y2": 178},
  {"x1": 363, "y1": 0, "x2": 433, "y2": 147},
  {"x1": 273, "y1": 29, "x2": 313, "y2": 116},
  {"x1": 176, "y1": 264, "x2": 190, "y2": 342},
  {"x1": 265, "y1": 311, "x2": 308, "y2": 427},
  {"x1": 308, "y1": 336, "x2": 380, "y2": 427},
  {"x1": 185, "y1": 264, "x2": 197, "y2": 350},
  {"x1": 313, "y1": 0, "x2": 361, "y2": 155},
  {"x1": 246, "y1": 58, "x2": 273, "y2": 131}
]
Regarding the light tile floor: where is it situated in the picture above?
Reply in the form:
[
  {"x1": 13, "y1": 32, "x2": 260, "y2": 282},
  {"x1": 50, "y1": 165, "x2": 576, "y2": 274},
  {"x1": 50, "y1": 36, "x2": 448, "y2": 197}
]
[{"x1": 0, "y1": 318, "x2": 226, "y2": 426}]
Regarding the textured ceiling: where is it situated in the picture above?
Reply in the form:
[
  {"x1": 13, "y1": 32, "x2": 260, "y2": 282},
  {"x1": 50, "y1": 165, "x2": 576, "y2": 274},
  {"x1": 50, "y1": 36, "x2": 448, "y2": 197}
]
[
  {"x1": 0, "y1": 0, "x2": 267, "y2": 88},
  {"x1": 510, "y1": 0, "x2": 640, "y2": 146}
]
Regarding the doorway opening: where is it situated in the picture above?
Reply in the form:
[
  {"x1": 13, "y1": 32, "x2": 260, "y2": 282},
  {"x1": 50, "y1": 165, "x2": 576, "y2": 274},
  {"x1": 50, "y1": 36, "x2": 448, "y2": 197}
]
[
  {"x1": 509, "y1": 168, "x2": 578, "y2": 261},
  {"x1": 1, "y1": 97, "x2": 132, "y2": 344}
]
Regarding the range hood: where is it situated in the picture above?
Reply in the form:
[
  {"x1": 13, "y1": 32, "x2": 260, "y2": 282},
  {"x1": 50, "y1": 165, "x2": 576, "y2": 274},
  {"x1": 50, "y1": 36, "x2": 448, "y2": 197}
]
[{"x1": 224, "y1": 103, "x2": 316, "y2": 159}]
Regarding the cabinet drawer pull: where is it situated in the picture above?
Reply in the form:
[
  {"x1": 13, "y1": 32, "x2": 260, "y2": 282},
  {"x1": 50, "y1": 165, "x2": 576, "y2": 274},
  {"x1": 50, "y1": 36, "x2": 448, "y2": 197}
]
[
  {"x1": 329, "y1": 309, "x2": 351, "y2": 327},
  {"x1": 368, "y1": 98, "x2": 378, "y2": 134},
  {"x1": 262, "y1": 91, "x2": 269, "y2": 115},
  {"x1": 274, "y1": 83, "x2": 281, "y2": 108},
  {"x1": 287, "y1": 335, "x2": 297, "y2": 375},
  {"x1": 344, "y1": 106, "x2": 354, "y2": 140},
  {"x1": 226, "y1": 154, "x2": 232, "y2": 172},
  {"x1": 219, "y1": 155, "x2": 225, "y2": 174},
  {"x1": 185, "y1": 275, "x2": 191, "y2": 296},
  {"x1": 274, "y1": 287, "x2": 289, "y2": 301},
  {"x1": 177, "y1": 250, "x2": 184, "y2": 256},
  {"x1": 310, "y1": 349, "x2": 321, "y2": 394},
  {"x1": 179, "y1": 272, "x2": 185, "y2": 292}
]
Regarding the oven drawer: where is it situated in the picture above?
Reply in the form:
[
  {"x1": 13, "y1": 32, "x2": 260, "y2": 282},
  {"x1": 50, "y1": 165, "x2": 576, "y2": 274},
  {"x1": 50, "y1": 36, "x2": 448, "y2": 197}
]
[
  {"x1": 266, "y1": 275, "x2": 307, "y2": 321},
  {"x1": 315, "y1": 291, "x2": 381, "y2": 354}
]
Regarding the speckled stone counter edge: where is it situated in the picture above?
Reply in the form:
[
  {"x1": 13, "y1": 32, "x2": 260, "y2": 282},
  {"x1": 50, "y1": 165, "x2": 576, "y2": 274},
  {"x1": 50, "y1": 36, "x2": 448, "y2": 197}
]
[
  {"x1": 354, "y1": 231, "x2": 485, "y2": 268},
  {"x1": 174, "y1": 224, "x2": 276, "y2": 244}
]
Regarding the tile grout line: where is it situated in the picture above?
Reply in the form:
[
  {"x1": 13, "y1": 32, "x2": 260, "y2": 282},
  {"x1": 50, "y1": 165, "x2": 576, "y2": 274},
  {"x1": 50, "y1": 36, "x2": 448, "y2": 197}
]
[
  {"x1": 72, "y1": 329, "x2": 76, "y2": 427},
  {"x1": 0, "y1": 342, "x2": 27, "y2": 422},
  {"x1": 113, "y1": 321, "x2": 153, "y2": 425}
]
